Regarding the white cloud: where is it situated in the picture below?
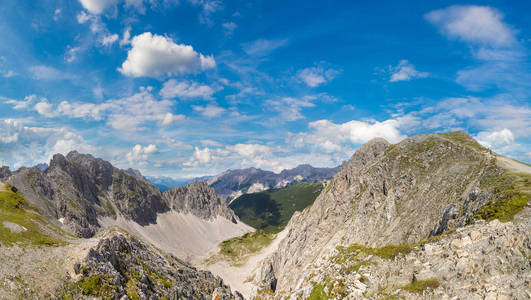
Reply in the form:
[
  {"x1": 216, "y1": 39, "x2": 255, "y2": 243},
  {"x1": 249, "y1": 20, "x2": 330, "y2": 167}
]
[
  {"x1": 222, "y1": 22, "x2": 237, "y2": 35},
  {"x1": 120, "y1": 26, "x2": 131, "y2": 46},
  {"x1": 160, "y1": 79, "x2": 216, "y2": 100},
  {"x1": 476, "y1": 128, "x2": 514, "y2": 149},
  {"x1": 389, "y1": 60, "x2": 429, "y2": 82},
  {"x1": 191, "y1": 146, "x2": 212, "y2": 164},
  {"x1": 0, "y1": 119, "x2": 94, "y2": 169},
  {"x1": 228, "y1": 143, "x2": 271, "y2": 158},
  {"x1": 242, "y1": 38, "x2": 288, "y2": 57},
  {"x1": 78, "y1": 0, "x2": 119, "y2": 14},
  {"x1": 3, "y1": 95, "x2": 36, "y2": 110},
  {"x1": 118, "y1": 32, "x2": 216, "y2": 78},
  {"x1": 297, "y1": 66, "x2": 339, "y2": 87},
  {"x1": 192, "y1": 104, "x2": 225, "y2": 118},
  {"x1": 102, "y1": 33, "x2": 119, "y2": 46},
  {"x1": 65, "y1": 46, "x2": 82, "y2": 63},
  {"x1": 425, "y1": 5, "x2": 527, "y2": 91},
  {"x1": 126, "y1": 144, "x2": 158, "y2": 161},
  {"x1": 30, "y1": 89, "x2": 185, "y2": 132},
  {"x1": 187, "y1": 0, "x2": 223, "y2": 25},
  {"x1": 425, "y1": 5, "x2": 515, "y2": 47},
  {"x1": 161, "y1": 112, "x2": 186, "y2": 126},
  {"x1": 30, "y1": 65, "x2": 73, "y2": 81},
  {"x1": 288, "y1": 118, "x2": 406, "y2": 154},
  {"x1": 53, "y1": 8, "x2": 62, "y2": 21},
  {"x1": 34, "y1": 99, "x2": 59, "y2": 117},
  {"x1": 266, "y1": 96, "x2": 317, "y2": 121}
]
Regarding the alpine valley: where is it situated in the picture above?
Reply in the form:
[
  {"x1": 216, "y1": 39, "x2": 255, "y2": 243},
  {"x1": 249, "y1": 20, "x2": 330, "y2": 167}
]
[{"x1": 0, "y1": 131, "x2": 529, "y2": 299}]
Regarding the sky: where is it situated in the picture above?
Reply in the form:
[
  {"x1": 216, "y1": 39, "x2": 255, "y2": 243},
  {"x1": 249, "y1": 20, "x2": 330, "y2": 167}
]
[{"x1": 0, "y1": 0, "x2": 530, "y2": 179}]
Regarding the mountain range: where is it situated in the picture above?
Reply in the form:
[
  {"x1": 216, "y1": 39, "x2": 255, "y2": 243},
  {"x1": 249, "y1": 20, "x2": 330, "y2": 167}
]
[
  {"x1": 208, "y1": 164, "x2": 339, "y2": 201},
  {"x1": 0, "y1": 131, "x2": 529, "y2": 299}
]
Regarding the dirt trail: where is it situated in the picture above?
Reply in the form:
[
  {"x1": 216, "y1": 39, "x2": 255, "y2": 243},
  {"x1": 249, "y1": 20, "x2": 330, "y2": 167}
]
[{"x1": 496, "y1": 156, "x2": 531, "y2": 174}]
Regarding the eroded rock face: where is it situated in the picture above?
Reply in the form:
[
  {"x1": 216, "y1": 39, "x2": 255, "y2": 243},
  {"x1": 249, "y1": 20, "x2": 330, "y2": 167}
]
[
  {"x1": 6, "y1": 151, "x2": 167, "y2": 237},
  {"x1": 288, "y1": 219, "x2": 531, "y2": 299},
  {"x1": 257, "y1": 132, "x2": 511, "y2": 295},
  {"x1": 0, "y1": 166, "x2": 11, "y2": 179},
  {"x1": 71, "y1": 230, "x2": 243, "y2": 299},
  {"x1": 163, "y1": 181, "x2": 238, "y2": 223}
]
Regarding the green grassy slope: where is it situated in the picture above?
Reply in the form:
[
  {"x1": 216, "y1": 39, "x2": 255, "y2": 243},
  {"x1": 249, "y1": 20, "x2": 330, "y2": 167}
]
[
  {"x1": 0, "y1": 184, "x2": 67, "y2": 246},
  {"x1": 229, "y1": 182, "x2": 324, "y2": 232}
]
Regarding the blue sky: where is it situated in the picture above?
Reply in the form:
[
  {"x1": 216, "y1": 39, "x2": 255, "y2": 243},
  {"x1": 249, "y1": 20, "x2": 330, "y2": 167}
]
[{"x1": 0, "y1": 0, "x2": 530, "y2": 178}]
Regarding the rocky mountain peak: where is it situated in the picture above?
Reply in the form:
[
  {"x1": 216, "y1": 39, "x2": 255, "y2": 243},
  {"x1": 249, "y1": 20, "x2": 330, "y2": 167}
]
[
  {"x1": 163, "y1": 181, "x2": 238, "y2": 223},
  {"x1": 257, "y1": 131, "x2": 521, "y2": 294}
]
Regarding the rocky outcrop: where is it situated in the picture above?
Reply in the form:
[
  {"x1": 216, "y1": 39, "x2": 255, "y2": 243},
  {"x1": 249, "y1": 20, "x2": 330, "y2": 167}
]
[
  {"x1": 289, "y1": 218, "x2": 531, "y2": 299},
  {"x1": 163, "y1": 181, "x2": 238, "y2": 223},
  {"x1": 257, "y1": 132, "x2": 525, "y2": 296},
  {"x1": 70, "y1": 230, "x2": 243, "y2": 299},
  {"x1": 0, "y1": 166, "x2": 11, "y2": 179},
  {"x1": 6, "y1": 151, "x2": 168, "y2": 237},
  {"x1": 208, "y1": 164, "x2": 338, "y2": 200}
]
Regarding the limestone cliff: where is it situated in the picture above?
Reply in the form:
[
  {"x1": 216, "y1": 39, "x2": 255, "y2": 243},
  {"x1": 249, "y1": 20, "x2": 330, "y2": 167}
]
[{"x1": 163, "y1": 181, "x2": 238, "y2": 223}]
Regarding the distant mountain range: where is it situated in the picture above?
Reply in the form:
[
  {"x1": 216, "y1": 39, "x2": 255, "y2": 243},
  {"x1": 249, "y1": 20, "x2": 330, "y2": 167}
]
[
  {"x1": 146, "y1": 164, "x2": 339, "y2": 200},
  {"x1": 207, "y1": 164, "x2": 339, "y2": 201}
]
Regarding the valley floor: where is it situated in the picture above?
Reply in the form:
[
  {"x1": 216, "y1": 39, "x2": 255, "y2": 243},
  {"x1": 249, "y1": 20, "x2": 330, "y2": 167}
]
[{"x1": 205, "y1": 229, "x2": 288, "y2": 298}]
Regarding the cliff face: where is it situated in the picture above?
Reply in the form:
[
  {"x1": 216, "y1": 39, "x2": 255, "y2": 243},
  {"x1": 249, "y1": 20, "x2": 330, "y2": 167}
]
[
  {"x1": 258, "y1": 132, "x2": 529, "y2": 297},
  {"x1": 163, "y1": 181, "x2": 238, "y2": 223},
  {"x1": 6, "y1": 151, "x2": 167, "y2": 237}
]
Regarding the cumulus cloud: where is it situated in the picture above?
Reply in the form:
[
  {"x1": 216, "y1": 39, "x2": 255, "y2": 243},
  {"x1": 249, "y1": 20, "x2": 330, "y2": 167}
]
[
  {"x1": 190, "y1": 146, "x2": 212, "y2": 164},
  {"x1": 34, "y1": 99, "x2": 59, "y2": 117},
  {"x1": 297, "y1": 66, "x2": 339, "y2": 87},
  {"x1": 192, "y1": 104, "x2": 225, "y2": 118},
  {"x1": 476, "y1": 128, "x2": 514, "y2": 149},
  {"x1": 118, "y1": 32, "x2": 216, "y2": 78},
  {"x1": 389, "y1": 60, "x2": 429, "y2": 82},
  {"x1": 425, "y1": 5, "x2": 515, "y2": 46},
  {"x1": 126, "y1": 144, "x2": 158, "y2": 161},
  {"x1": 288, "y1": 119, "x2": 406, "y2": 154},
  {"x1": 0, "y1": 119, "x2": 94, "y2": 169},
  {"x1": 160, "y1": 79, "x2": 216, "y2": 100}
]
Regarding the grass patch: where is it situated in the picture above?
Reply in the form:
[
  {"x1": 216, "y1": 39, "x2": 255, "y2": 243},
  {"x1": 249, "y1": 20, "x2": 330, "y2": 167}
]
[
  {"x1": 77, "y1": 274, "x2": 118, "y2": 297},
  {"x1": 402, "y1": 278, "x2": 440, "y2": 293},
  {"x1": 474, "y1": 172, "x2": 530, "y2": 222},
  {"x1": 439, "y1": 131, "x2": 486, "y2": 152},
  {"x1": 205, "y1": 230, "x2": 275, "y2": 266},
  {"x1": 229, "y1": 182, "x2": 323, "y2": 232},
  {"x1": 308, "y1": 283, "x2": 328, "y2": 300},
  {"x1": 0, "y1": 188, "x2": 65, "y2": 247},
  {"x1": 332, "y1": 235, "x2": 444, "y2": 265}
]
